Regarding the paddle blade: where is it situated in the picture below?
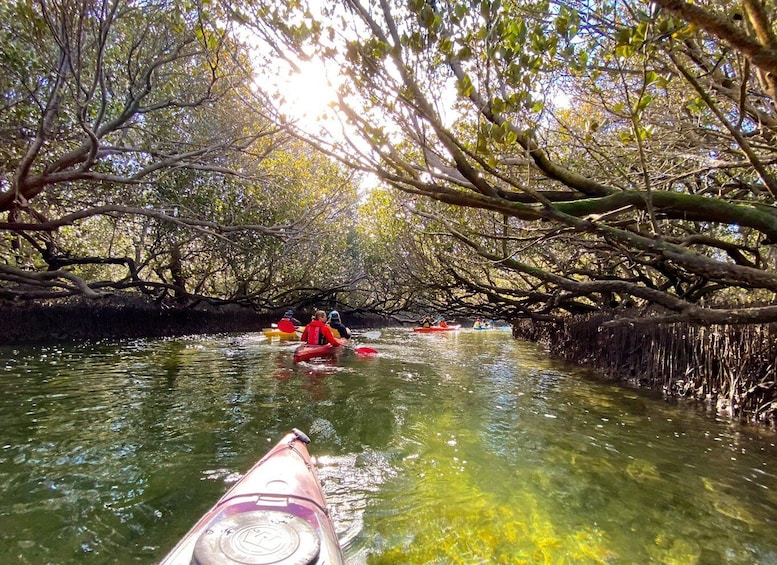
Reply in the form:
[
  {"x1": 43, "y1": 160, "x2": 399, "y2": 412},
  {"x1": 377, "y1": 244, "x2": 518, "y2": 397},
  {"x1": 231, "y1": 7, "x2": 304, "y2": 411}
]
[
  {"x1": 277, "y1": 319, "x2": 296, "y2": 333},
  {"x1": 360, "y1": 331, "x2": 381, "y2": 340},
  {"x1": 353, "y1": 346, "x2": 378, "y2": 356}
]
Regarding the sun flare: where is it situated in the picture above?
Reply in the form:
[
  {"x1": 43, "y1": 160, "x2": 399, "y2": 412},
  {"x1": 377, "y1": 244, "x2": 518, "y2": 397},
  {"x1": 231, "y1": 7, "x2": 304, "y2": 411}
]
[{"x1": 276, "y1": 60, "x2": 339, "y2": 126}]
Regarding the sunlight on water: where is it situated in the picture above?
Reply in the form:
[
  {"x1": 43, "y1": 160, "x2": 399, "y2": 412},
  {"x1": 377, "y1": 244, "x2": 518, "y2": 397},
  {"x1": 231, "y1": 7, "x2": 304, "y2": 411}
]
[{"x1": 0, "y1": 329, "x2": 776, "y2": 564}]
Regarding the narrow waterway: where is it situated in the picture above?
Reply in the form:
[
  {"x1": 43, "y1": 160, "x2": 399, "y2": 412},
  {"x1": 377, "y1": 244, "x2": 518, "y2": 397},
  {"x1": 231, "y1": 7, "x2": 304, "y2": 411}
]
[{"x1": 0, "y1": 328, "x2": 775, "y2": 564}]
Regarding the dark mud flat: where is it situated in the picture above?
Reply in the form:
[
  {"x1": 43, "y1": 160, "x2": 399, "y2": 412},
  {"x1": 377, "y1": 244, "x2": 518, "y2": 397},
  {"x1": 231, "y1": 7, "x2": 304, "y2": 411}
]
[{"x1": 0, "y1": 295, "x2": 267, "y2": 345}]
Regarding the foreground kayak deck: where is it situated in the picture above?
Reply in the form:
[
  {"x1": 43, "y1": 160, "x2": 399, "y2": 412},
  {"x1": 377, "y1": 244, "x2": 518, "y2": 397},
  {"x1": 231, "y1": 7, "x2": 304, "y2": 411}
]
[{"x1": 160, "y1": 429, "x2": 343, "y2": 565}]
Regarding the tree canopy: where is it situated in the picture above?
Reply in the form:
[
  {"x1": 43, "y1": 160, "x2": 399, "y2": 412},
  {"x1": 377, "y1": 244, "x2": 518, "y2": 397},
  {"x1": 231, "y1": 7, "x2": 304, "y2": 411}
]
[
  {"x1": 2, "y1": 0, "x2": 777, "y2": 325},
  {"x1": 0, "y1": 0, "x2": 365, "y2": 308},
  {"x1": 238, "y1": 0, "x2": 777, "y2": 324}
]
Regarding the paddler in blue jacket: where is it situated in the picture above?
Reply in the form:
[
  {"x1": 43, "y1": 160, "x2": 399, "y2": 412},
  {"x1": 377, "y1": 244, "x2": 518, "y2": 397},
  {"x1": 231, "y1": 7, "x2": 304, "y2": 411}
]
[
  {"x1": 300, "y1": 310, "x2": 343, "y2": 346},
  {"x1": 327, "y1": 310, "x2": 351, "y2": 339}
]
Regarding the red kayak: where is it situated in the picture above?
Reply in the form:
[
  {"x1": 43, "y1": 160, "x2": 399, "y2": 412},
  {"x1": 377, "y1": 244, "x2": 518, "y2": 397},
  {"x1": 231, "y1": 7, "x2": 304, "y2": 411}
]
[
  {"x1": 293, "y1": 340, "x2": 378, "y2": 362},
  {"x1": 293, "y1": 343, "x2": 343, "y2": 363},
  {"x1": 413, "y1": 324, "x2": 461, "y2": 332},
  {"x1": 160, "y1": 429, "x2": 344, "y2": 565}
]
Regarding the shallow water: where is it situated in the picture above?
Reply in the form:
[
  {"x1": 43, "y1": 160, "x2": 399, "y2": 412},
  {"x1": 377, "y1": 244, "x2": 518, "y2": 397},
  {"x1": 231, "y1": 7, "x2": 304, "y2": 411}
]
[{"x1": 0, "y1": 328, "x2": 775, "y2": 563}]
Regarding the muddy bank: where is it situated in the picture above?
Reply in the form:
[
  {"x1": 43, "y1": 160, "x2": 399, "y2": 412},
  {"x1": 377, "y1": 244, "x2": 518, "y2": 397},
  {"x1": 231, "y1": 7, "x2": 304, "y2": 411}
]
[
  {"x1": 0, "y1": 296, "x2": 272, "y2": 345},
  {"x1": 0, "y1": 296, "x2": 390, "y2": 345}
]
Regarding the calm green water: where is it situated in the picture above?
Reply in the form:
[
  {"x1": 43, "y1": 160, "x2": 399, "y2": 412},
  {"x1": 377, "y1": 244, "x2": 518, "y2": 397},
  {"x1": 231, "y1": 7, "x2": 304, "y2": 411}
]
[{"x1": 1, "y1": 328, "x2": 776, "y2": 564}]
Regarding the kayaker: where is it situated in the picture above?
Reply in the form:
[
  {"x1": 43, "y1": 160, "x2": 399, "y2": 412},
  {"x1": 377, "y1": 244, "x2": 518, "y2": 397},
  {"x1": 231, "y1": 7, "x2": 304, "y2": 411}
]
[
  {"x1": 281, "y1": 309, "x2": 302, "y2": 326},
  {"x1": 300, "y1": 310, "x2": 342, "y2": 346},
  {"x1": 327, "y1": 310, "x2": 351, "y2": 339},
  {"x1": 420, "y1": 315, "x2": 432, "y2": 328}
]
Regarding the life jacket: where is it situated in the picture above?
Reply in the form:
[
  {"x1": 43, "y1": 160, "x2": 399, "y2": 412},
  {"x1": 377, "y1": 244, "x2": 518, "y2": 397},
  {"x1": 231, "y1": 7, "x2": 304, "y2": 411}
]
[
  {"x1": 305, "y1": 320, "x2": 328, "y2": 345},
  {"x1": 329, "y1": 321, "x2": 349, "y2": 339}
]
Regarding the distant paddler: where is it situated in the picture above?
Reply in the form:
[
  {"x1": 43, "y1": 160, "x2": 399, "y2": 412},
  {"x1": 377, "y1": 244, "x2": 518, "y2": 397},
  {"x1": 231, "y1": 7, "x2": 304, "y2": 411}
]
[
  {"x1": 266, "y1": 309, "x2": 303, "y2": 338},
  {"x1": 281, "y1": 309, "x2": 302, "y2": 327}
]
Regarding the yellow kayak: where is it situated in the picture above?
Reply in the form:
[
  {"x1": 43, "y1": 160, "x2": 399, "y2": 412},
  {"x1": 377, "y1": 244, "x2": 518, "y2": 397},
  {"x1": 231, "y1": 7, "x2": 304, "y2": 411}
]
[{"x1": 262, "y1": 327, "x2": 302, "y2": 340}]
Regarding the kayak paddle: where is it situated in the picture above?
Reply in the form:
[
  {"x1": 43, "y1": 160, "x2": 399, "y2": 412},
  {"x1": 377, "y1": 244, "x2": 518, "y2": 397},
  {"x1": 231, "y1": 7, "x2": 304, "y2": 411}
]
[
  {"x1": 351, "y1": 346, "x2": 378, "y2": 356},
  {"x1": 353, "y1": 330, "x2": 381, "y2": 339},
  {"x1": 277, "y1": 319, "x2": 297, "y2": 333}
]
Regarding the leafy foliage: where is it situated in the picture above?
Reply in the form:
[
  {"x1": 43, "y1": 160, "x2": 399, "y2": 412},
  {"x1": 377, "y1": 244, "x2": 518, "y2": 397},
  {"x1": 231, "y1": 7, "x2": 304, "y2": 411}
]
[
  {"x1": 0, "y1": 0, "x2": 365, "y2": 309},
  {"x1": 242, "y1": 0, "x2": 777, "y2": 325},
  {"x1": 4, "y1": 0, "x2": 777, "y2": 325}
]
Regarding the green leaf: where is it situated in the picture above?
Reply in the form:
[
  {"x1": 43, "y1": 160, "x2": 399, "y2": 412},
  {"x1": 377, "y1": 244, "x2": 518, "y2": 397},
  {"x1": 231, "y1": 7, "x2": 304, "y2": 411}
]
[
  {"x1": 456, "y1": 74, "x2": 473, "y2": 97},
  {"x1": 637, "y1": 125, "x2": 654, "y2": 139},
  {"x1": 635, "y1": 94, "x2": 654, "y2": 113},
  {"x1": 508, "y1": 62, "x2": 522, "y2": 83},
  {"x1": 616, "y1": 28, "x2": 632, "y2": 47},
  {"x1": 420, "y1": 5, "x2": 436, "y2": 28},
  {"x1": 457, "y1": 45, "x2": 472, "y2": 60},
  {"x1": 633, "y1": 21, "x2": 648, "y2": 44},
  {"x1": 615, "y1": 44, "x2": 634, "y2": 58},
  {"x1": 491, "y1": 123, "x2": 505, "y2": 142}
]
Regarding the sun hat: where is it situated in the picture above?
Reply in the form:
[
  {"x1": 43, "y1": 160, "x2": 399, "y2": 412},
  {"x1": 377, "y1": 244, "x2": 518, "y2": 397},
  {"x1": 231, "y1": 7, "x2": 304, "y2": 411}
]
[
  {"x1": 284, "y1": 310, "x2": 294, "y2": 317},
  {"x1": 328, "y1": 310, "x2": 340, "y2": 320}
]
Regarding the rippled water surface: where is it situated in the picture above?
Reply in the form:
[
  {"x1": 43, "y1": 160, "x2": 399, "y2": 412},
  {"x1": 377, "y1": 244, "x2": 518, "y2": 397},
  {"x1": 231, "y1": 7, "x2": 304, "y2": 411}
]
[{"x1": 1, "y1": 328, "x2": 776, "y2": 563}]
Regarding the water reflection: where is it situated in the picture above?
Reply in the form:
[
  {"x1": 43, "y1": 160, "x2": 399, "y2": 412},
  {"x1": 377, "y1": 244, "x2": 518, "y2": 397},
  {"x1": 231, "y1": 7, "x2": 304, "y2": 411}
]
[{"x1": 0, "y1": 330, "x2": 776, "y2": 563}]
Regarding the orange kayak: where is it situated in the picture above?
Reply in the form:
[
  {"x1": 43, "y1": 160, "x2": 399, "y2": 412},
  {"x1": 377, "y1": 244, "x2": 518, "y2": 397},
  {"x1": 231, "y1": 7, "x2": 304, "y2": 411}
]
[{"x1": 160, "y1": 429, "x2": 343, "y2": 564}]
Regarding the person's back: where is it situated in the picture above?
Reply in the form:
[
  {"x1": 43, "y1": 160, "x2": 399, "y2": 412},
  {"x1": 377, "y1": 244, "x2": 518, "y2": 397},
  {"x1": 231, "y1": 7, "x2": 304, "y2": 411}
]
[
  {"x1": 303, "y1": 319, "x2": 326, "y2": 345},
  {"x1": 327, "y1": 310, "x2": 351, "y2": 339},
  {"x1": 330, "y1": 322, "x2": 349, "y2": 338},
  {"x1": 301, "y1": 311, "x2": 341, "y2": 346}
]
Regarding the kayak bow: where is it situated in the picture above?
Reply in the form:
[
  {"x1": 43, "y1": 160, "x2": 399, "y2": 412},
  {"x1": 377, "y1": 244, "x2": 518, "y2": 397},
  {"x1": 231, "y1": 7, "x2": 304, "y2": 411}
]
[{"x1": 160, "y1": 428, "x2": 343, "y2": 565}]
